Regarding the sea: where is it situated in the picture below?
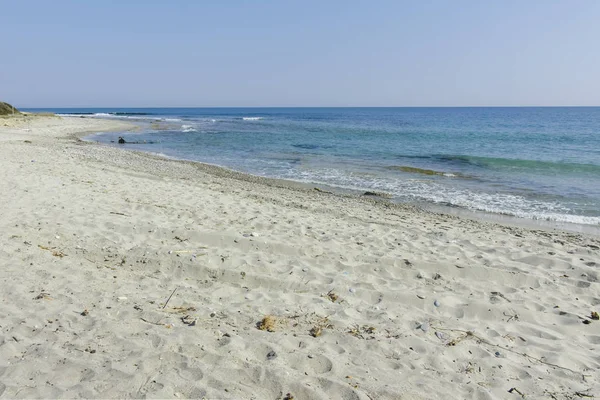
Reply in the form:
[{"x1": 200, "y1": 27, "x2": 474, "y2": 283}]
[{"x1": 25, "y1": 107, "x2": 600, "y2": 228}]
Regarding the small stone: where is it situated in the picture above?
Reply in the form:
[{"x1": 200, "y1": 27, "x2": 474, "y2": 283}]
[
  {"x1": 435, "y1": 331, "x2": 446, "y2": 340},
  {"x1": 266, "y1": 350, "x2": 277, "y2": 360},
  {"x1": 181, "y1": 315, "x2": 197, "y2": 326},
  {"x1": 251, "y1": 232, "x2": 259, "y2": 237},
  {"x1": 349, "y1": 288, "x2": 356, "y2": 293},
  {"x1": 434, "y1": 300, "x2": 440, "y2": 307},
  {"x1": 419, "y1": 322, "x2": 429, "y2": 332},
  {"x1": 309, "y1": 326, "x2": 323, "y2": 337}
]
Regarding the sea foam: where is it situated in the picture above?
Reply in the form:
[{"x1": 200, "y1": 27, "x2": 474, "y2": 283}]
[{"x1": 181, "y1": 125, "x2": 197, "y2": 132}]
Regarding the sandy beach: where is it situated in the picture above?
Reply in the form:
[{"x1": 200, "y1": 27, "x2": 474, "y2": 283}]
[{"x1": 1, "y1": 115, "x2": 599, "y2": 399}]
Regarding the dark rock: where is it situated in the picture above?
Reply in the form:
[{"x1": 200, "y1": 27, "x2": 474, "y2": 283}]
[{"x1": 363, "y1": 191, "x2": 392, "y2": 198}]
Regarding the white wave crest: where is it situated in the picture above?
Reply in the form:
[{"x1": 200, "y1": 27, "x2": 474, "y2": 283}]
[
  {"x1": 181, "y1": 124, "x2": 197, "y2": 132},
  {"x1": 282, "y1": 168, "x2": 600, "y2": 226},
  {"x1": 242, "y1": 117, "x2": 263, "y2": 121}
]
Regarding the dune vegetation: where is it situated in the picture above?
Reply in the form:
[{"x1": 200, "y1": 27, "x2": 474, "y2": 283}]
[{"x1": 0, "y1": 102, "x2": 20, "y2": 115}]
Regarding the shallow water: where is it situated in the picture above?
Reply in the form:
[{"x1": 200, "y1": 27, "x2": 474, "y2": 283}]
[{"x1": 28, "y1": 107, "x2": 600, "y2": 226}]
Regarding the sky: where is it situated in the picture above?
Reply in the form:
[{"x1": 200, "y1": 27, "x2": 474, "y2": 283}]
[{"x1": 1, "y1": 0, "x2": 599, "y2": 107}]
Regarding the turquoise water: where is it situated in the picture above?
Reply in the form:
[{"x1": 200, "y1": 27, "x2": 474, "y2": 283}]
[{"x1": 28, "y1": 107, "x2": 600, "y2": 225}]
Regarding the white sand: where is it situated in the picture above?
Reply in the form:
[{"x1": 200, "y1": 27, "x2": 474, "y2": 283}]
[{"x1": 1, "y1": 115, "x2": 599, "y2": 399}]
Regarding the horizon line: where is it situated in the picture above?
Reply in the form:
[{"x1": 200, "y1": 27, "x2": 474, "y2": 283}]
[{"x1": 20, "y1": 105, "x2": 600, "y2": 109}]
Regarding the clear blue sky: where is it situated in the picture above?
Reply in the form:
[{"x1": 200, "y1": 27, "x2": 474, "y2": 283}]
[{"x1": 2, "y1": 1, "x2": 599, "y2": 107}]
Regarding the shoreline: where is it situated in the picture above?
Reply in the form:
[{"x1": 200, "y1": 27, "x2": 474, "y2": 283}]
[
  {"x1": 1, "y1": 115, "x2": 599, "y2": 399},
  {"x1": 81, "y1": 117, "x2": 600, "y2": 237}
]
